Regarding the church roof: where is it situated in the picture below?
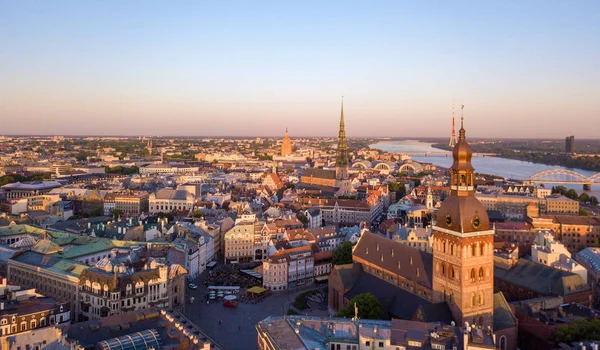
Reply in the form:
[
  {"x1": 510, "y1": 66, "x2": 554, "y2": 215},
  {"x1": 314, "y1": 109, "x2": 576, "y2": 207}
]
[
  {"x1": 353, "y1": 231, "x2": 433, "y2": 289},
  {"x1": 303, "y1": 168, "x2": 336, "y2": 180},
  {"x1": 493, "y1": 292, "x2": 517, "y2": 331},
  {"x1": 345, "y1": 271, "x2": 433, "y2": 320}
]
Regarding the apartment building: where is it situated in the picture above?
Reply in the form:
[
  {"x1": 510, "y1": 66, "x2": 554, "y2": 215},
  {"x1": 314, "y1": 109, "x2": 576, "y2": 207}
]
[
  {"x1": 223, "y1": 223, "x2": 255, "y2": 264},
  {"x1": 114, "y1": 192, "x2": 149, "y2": 217}
]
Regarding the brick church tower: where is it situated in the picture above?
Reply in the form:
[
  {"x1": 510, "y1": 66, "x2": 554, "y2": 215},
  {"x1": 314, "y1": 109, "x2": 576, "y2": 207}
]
[{"x1": 432, "y1": 106, "x2": 494, "y2": 327}]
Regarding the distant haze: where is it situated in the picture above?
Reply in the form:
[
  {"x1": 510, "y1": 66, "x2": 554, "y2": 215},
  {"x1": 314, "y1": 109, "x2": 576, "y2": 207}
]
[{"x1": 1, "y1": 1, "x2": 599, "y2": 138}]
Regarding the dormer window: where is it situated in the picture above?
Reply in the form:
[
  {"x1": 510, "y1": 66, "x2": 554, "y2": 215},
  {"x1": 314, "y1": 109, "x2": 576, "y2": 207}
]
[
  {"x1": 365, "y1": 248, "x2": 369, "y2": 255},
  {"x1": 409, "y1": 257, "x2": 413, "y2": 265},
  {"x1": 397, "y1": 261, "x2": 401, "y2": 269},
  {"x1": 391, "y1": 249, "x2": 394, "y2": 257}
]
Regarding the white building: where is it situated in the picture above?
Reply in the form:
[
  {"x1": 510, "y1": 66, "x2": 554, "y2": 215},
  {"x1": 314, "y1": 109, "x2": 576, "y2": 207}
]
[
  {"x1": 139, "y1": 163, "x2": 199, "y2": 175},
  {"x1": 206, "y1": 192, "x2": 232, "y2": 206},
  {"x1": 198, "y1": 232, "x2": 215, "y2": 275},
  {"x1": 149, "y1": 189, "x2": 195, "y2": 214},
  {"x1": 532, "y1": 231, "x2": 588, "y2": 283},
  {"x1": 304, "y1": 208, "x2": 322, "y2": 228}
]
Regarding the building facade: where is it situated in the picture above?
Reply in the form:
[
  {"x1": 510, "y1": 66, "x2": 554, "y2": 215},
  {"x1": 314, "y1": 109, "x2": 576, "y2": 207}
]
[
  {"x1": 149, "y1": 189, "x2": 195, "y2": 214},
  {"x1": 223, "y1": 223, "x2": 255, "y2": 264},
  {"x1": 78, "y1": 259, "x2": 186, "y2": 321}
]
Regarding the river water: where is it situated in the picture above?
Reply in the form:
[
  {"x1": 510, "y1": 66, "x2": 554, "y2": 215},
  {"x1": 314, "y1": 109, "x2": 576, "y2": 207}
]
[{"x1": 370, "y1": 140, "x2": 599, "y2": 196}]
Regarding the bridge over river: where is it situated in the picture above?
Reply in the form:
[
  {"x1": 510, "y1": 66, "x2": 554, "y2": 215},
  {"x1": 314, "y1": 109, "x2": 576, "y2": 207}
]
[{"x1": 529, "y1": 169, "x2": 600, "y2": 190}]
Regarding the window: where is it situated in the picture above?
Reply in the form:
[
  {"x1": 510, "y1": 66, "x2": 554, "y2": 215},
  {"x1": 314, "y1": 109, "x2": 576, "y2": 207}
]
[
  {"x1": 379, "y1": 342, "x2": 384, "y2": 347},
  {"x1": 366, "y1": 341, "x2": 370, "y2": 346},
  {"x1": 479, "y1": 267, "x2": 484, "y2": 282},
  {"x1": 471, "y1": 269, "x2": 476, "y2": 282},
  {"x1": 499, "y1": 335, "x2": 507, "y2": 350}
]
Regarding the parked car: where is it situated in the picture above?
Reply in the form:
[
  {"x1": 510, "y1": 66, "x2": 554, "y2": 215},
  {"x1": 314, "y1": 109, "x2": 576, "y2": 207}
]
[
  {"x1": 188, "y1": 283, "x2": 198, "y2": 290},
  {"x1": 223, "y1": 300, "x2": 238, "y2": 308}
]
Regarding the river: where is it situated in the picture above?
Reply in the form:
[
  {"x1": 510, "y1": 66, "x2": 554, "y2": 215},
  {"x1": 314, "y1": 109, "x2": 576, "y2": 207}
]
[{"x1": 370, "y1": 140, "x2": 599, "y2": 196}]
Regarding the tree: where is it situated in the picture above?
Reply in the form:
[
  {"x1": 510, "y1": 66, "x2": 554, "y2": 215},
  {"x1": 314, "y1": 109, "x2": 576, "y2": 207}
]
[
  {"x1": 332, "y1": 241, "x2": 353, "y2": 265},
  {"x1": 388, "y1": 182, "x2": 406, "y2": 200},
  {"x1": 109, "y1": 208, "x2": 123, "y2": 217},
  {"x1": 579, "y1": 209, "x2": 590, "y2": 216},
  {"x1": 190, "y1": 210, "x2": 204, "y2": 218},
  {"x1": 553, "y1": 318, "x2": 600, "y2": 346},
  {"x1": 565, "y1": 189, "x2": 579, "y2": 200},
  {"x1": 75, "y1": 152, "x2": 88, "y2": 162},
  {"x1": 90, "y1": 207, "x2": 105, "y2": 217},
  {"x1": 336, "y1": 293, "x2": 384, "y2": 320},
  {"x1": 579, "y1": 192, "x2": 591, "y2": 203},
  {"x1": 552, "y1": 185, "x2": 568, "y2": 195},
  {"x1": 296, "y1": 212, "x2": 308, "y2": 228},
  {"x1": 591, "y1": 196, "x2": 599, "y2": 206}
]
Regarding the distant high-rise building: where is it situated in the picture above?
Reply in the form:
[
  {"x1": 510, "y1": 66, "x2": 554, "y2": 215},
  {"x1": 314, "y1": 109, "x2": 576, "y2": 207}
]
[
  {"x1": 280, "y1": 128, "x2": 292, "y2": 156},
  {"x1": 565, "y1": 135, "x2": 575, "y2": 154}
]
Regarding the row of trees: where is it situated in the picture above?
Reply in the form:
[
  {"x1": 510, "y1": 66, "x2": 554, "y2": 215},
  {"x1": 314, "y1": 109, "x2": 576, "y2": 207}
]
[
  {"x1": 0, "y1": 173, "x2": 53, "y2": 187},
  {"x1": 552, "y1": 186, "x2": 599, "y2": 205},
  {"x1": 104, "y1": 166, "x2": 139, "y2": 175}
]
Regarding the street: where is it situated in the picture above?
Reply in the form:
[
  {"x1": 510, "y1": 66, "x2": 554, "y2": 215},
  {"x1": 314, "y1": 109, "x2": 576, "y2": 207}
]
[{"x1": 184, "y1": 272, "x2": 326, "y2": 350}]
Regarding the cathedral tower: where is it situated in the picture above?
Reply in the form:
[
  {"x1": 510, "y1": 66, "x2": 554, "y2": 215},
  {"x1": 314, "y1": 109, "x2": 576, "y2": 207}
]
[
  {"x1": 281, "y1": 128, "x2": 293, "y2": 156},
  {"x1": 432, "y1": 105, "x2": 494, "y2": 327}
]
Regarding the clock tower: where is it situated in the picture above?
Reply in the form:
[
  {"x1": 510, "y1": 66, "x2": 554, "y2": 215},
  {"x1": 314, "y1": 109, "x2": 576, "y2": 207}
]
[{"x1": 432, "y1": 106, "x2": 494, "y2": 327}]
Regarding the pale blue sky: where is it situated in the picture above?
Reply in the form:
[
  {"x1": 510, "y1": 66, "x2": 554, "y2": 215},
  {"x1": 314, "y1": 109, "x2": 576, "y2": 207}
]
[{"x1": 1, "y1": 1, "x2": 599, "y2": 137}]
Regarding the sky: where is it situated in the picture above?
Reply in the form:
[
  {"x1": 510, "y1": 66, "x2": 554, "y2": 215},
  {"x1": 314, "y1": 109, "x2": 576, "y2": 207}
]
[{"x1": 1, "y1": 1, "x2": 599, "y2": 138}]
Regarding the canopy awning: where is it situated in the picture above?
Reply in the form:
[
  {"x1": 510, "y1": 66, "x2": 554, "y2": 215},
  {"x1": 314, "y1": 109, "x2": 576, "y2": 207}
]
[{"x1": 247, "y1": 286, "x2": 267, "y2": 294}]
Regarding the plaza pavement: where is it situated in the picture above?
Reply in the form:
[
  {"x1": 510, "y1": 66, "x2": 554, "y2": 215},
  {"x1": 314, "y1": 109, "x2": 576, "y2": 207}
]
[{"x1": 184, "y1": 273, "x2": 328, "y2": 350}]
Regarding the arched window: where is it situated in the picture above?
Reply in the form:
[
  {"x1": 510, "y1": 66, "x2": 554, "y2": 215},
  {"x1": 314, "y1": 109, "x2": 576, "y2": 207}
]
[
  {"x1": 472, "y1": 293, "x2": 477, "y2": 307},
  {"x1": 442, "y1": 241, "x2": 446, "y2": 253},
  {"x1": 480, "y1": 242, "x2": 485, "y2": 256},
  {"x1": 471, "y1": 269, "x2": 476, "y2": 282},
  {"x1": 441, "y1": 263, "x2": 446, "y2": 276},
  {"x1": 479, "y1": 292, "x2": 484, "y2": 306},
  {"x1": 450, "y1": 244, "x2": 454, "y2": 256},
  {"x1": 472, "y1": 244, "x2": 477, "y2": 257},
  {"x1": 451, "y1": 268, "x2": 456, "y2": 280},
  {"x1": 499, "y1": 336, "x2": 507, "y2": 350},
  {"x1": 460, "y1": 174, "x2": 466, "y2": 185},
  {"x1": 479, "y1": 267, "x2": 484, "y2": 281}
]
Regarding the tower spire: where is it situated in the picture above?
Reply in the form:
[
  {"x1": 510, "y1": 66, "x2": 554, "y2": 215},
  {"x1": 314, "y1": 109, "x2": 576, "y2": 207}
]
[
  {"x1": 459, "y1": 104, "x2": 466, "y2": 140},
  {"x1": 336, "y1": 96, "x2": 349, "y2": 179},
  {"x1": 340, "y1": 96, "x2": 345, "y2": 128},
  {"x1": 449, "y1": 100, "x2": 457, "y2": 147}
]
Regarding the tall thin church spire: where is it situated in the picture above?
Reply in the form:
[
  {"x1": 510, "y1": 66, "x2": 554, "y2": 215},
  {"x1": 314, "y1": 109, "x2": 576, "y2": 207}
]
[
  {"x1": 459, "y1": 104, "x2": 466, "y2": 141},
  {"x1": 336, "y1": 97, "x2": 349, "y2": 180},
  {"x1": 449, "y1": 100, "x2": 457, "y2": 147}
]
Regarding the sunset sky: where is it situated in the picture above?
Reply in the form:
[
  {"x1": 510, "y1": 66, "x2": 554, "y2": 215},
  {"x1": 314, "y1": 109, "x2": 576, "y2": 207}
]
[{"x1": 1, "y1": 1, "x2": 599, "y2": 138}]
